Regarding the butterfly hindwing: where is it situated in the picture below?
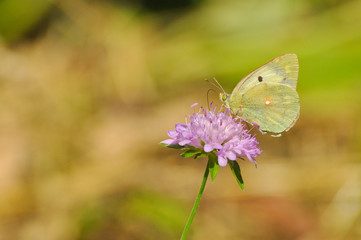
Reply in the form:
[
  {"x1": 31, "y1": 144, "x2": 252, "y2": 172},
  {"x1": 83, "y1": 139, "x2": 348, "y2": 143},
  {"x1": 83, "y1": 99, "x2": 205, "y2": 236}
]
[{"x1": 229, "y1": 83, "x2": 300, "y2": 134}]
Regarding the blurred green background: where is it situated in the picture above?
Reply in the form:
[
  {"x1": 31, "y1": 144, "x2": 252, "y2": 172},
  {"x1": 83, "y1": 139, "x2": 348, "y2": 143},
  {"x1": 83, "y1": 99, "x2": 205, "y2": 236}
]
[{"x1": 0, "y1": 0, "x2": 360, "y2": 239}]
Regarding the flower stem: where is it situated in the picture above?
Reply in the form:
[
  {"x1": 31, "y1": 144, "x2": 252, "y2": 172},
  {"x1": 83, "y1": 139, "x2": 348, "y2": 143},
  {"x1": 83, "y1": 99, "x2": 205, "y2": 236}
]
[{"x1": 180, "y1": 160, "x2": 210, "y2": 240}]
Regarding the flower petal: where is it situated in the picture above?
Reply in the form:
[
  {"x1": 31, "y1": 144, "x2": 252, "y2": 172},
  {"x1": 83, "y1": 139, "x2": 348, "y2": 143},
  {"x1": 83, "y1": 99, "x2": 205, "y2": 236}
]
[
  {"x1": 214, "y1": 143, "x2": 223, "y2": 149},
  {"x1": 190, "y1": 103, "x2": 199, "y2": 108},
  {"x1": 175, "y1": 124, "x2": 187, "y2": 131},
  {"x1": 226, "y1": 151, "x2": 237, "y2": 160},
  {"x1": 168, "y1": 130, "x2": 178, "y2": 138},
  {"x1": 161, "y1": 139, "x2": 175, "y2": 145},
  {"x1": 204, "y1": 144, "x2": 213, "y2": 152},
  {"x1": 218, "y1": 156, "x2": 228, "y2": 167},
  {"x1": 179, "y1": 140, "x2": 191, "y2": 146}
]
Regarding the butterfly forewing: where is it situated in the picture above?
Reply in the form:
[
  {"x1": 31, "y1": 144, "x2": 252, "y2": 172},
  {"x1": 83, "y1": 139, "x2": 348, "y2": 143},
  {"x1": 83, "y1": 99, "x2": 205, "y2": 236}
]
[
  {"x1": 232, "y1": 53, "x2": 299, "y2": 95},
  {"x1": 230, "y1": 83, "x2": 300, "y2": 133}
]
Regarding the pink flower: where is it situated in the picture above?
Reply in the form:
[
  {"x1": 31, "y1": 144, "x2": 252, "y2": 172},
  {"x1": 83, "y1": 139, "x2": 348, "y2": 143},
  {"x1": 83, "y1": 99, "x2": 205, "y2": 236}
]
[{"x1": 161, "y1": 104, "x2": 261, "y2": 167}]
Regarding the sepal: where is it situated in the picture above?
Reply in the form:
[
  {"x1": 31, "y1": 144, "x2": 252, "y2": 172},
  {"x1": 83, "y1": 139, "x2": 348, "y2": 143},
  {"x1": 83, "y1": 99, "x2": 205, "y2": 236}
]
[
  {"x1": 229, "y1": 161, "x2": 245, "y2": 190},
  {"x1": 180, "y1": 149, "x2": 202, "y2": 158},
  {"x1": 159, "y1": 143, "x2": 185, "y2": 150},
  {"x1": 208, "y1": 153, "x2": 219, "y2": 181}
]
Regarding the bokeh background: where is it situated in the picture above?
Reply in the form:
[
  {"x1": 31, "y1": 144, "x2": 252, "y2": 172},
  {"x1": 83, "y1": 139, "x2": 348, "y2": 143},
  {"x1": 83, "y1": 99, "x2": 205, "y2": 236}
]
[{"x1": 0, "y1": 0, "x2": 360, "y2": 239}]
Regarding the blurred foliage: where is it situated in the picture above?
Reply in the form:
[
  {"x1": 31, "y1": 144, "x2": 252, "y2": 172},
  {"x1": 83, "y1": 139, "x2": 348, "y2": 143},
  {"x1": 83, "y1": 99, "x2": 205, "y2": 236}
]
[
  {"x1": 0, "y1": 0, "x2": 55, "y2": 43},
  {"x1": 119, "y1": 0, "x2": 204, "y2": 11},
  {"x1": 0, "y1": 0, "x2": 360, "y2": 240}
]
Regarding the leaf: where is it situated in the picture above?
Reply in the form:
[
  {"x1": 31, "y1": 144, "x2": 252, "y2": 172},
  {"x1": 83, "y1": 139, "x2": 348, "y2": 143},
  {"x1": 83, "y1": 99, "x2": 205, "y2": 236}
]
[
  {"x1": 194, "y1": 153, "x2": 207, "y2": 159},
  {"x1": 208, "y1": 153, "x2": 219, "y2": 181},
  {"x1": 229, "y1": 161, "x2": 245, "y2": 190},
  {"x1": 180, "y1": 149, "x2": 201, "y2": 158}
]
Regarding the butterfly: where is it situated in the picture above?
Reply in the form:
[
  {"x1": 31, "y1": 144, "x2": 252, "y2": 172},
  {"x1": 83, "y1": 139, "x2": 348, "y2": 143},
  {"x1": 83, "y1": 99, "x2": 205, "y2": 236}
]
[{"x1": 217, "y1": 53, "x2": 300, "y2": 136}]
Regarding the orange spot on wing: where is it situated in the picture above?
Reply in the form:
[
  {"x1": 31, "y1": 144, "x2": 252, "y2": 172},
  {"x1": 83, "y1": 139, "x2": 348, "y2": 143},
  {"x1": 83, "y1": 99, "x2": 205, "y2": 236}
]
[{"x1": 264, "y1": 96, "x2": 273, "y2": 106}]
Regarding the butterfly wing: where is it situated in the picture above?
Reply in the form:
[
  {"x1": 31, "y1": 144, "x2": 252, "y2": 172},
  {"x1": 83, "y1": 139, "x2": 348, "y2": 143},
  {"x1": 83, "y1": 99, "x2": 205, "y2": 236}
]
[
  {"x1": 232, "y1": 53, "x2": 299, "y2": 95},
  {"x1": 229, "y1": 83, "x2": 300, "y2": 134}
]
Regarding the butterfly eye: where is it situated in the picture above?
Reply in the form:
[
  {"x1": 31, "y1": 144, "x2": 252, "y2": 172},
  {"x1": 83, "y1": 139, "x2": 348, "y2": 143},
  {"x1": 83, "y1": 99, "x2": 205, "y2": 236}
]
[{"x1": 258, "y1": 76, "x2": 263, "y2": 82}]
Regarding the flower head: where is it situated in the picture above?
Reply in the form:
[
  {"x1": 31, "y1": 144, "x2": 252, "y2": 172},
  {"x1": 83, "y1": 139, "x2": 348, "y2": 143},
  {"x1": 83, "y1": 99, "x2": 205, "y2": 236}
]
[{"x1": 161, "y1": 104, "x2": 261, "y2": 167}]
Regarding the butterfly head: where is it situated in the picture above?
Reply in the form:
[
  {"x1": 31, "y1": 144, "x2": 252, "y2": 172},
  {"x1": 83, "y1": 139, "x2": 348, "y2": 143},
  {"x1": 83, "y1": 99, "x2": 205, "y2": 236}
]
[{"x1": 219, "y1": 93, "x2": 231, "y2": 108}]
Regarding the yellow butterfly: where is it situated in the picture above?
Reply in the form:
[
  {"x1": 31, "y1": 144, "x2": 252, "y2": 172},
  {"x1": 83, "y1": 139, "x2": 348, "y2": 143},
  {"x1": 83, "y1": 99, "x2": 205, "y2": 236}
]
[{"x1": 218, "y1": 53, "x2": 300, "y2": 136}]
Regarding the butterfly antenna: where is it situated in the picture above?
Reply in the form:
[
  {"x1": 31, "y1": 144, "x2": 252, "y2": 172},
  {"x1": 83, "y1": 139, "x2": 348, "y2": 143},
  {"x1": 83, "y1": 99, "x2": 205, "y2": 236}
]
[
  {"x1": 207, "y1": 88, "x2": 216, "y2": 109},
  {"x1": 205, "y1": 78, "x2": 224, "y2": 93},
  {"x1": 212, "y1": 77, "x2": 226, "y2": 93}
]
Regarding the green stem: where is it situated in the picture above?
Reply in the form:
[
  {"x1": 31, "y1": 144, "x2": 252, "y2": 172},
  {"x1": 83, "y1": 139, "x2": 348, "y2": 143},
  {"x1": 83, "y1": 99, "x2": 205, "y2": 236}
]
[{"x1": 180, "y1": 160, "x2": 210, "y2": 240}]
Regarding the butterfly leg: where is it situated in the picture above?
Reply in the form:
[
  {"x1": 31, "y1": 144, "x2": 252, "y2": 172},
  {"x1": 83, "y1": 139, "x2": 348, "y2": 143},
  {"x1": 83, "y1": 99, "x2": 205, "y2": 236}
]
[{"x1": 247, "y1": 121, "x2": 267, "y2": 135}]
